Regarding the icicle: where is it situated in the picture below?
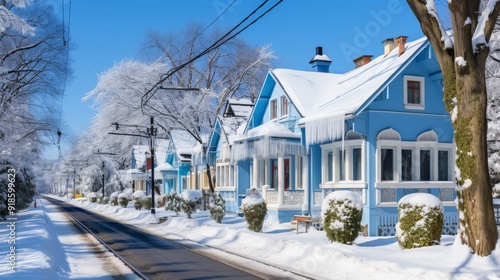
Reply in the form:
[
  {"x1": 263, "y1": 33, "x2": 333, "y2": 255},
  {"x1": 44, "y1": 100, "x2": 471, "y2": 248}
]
[{"x1": 304, "y1": 114, "x2": 345, "y2": 145}]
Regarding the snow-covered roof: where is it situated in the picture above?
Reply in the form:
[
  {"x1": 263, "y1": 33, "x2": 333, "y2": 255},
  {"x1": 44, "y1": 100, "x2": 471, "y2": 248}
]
[
  {"x1": 241, "y1": 121, "x2": 300, "y2": 141},
  {"x1": 220, "y1": 117, "x2": 248, "y2": 144},
  {"x1": 271, "y1": 36, "x2": 429, "y2": 144},
  {"x1": 303, "y1": 36, "x2": 428, "y2": 122},
  {"x1": 224, "y1": 98, "x2": 254, "y2": 118},
  {"x1": 132, "y1": 145, "x2": 149, "y2": 167},
  {"x1": 271, "y1": 69, "x2": 340, "y2": 116}
]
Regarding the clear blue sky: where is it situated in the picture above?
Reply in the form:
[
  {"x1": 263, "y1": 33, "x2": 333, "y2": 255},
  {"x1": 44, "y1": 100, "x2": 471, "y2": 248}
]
[{"x1": 44, "y1": 0, "x2": 425, "y2": 160}]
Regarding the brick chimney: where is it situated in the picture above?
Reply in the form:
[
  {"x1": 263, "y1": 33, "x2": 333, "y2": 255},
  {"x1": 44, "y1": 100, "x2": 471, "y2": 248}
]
[
  {"x1": 309, "y1": 46, "x2": 332, "y2": 73},
  {"x1": 353, "y1": 55, "x2": 373, "y2": 68},
  {"x1": 382, "y1": 38, "x2": 397, "y2": 56},
  {"x1": 394, "y1": 36, "x2": 408, "y2": 56}
]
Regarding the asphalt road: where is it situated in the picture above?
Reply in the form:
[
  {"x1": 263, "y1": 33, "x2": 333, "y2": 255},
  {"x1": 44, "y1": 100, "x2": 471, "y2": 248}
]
[{"x1": 43, "y1": 196, "x2": 263, "y2": 280}]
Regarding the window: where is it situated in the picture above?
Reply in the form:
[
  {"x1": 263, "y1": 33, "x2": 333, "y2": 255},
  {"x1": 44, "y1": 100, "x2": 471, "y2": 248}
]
[
  {"x1": 403, "y1": 75, "x2": 425, "y2": 109},
  {"x1": 327, "y1": 151, "x2": 333, "y2": 181},
  {"x1": 338, "y1": 150, "x2": 345, "y2": 181},
  {"x1": 296, "y1": 156, "x2": 304, "y2": 189},
  {"x1": 352, "y1": 148, "x2": 362, "y2": 181},
  {"x1": 420, "y1": 149, "x2": 431, "y2": 181},
  {"x1": 438, "y1": 150, "x2": 449, "y2": 181},
  {"x1": 401, "y1": 149, "x2": 413, "y2": 181},
  {"x1": 381, "y1": 148, "x2": 394, "y2": 181},
  {"x1": 407, "y1": 81, "x2": 420, "y2": 104},
  {"x1": 321, "y1": 137, "x2": 365, "y2": 186},
  {"x1": 281, "y1": 96, "x2": 289, "y2": 117},
  {"x1": 270, "y1": 99, "x2": 277, "y2": 119}
]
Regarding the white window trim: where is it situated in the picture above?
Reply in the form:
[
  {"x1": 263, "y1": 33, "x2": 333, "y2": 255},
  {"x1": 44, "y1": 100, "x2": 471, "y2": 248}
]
[
  {"x1": 280, "y1": 96, "x2": 289, "y2": 118},
  {"x1": 403, "y1": 75, "x2": 425, "y2": 110},
  {"x1": 376, "y1": 132, "x2": 455, "y2": 206},
  {"x1": 320, "y1": 139, "x2": 366, "y2": 186},
  {"x1": 216, "y1": 162, "x2": 236, "y2": 188},
  {"x1": 270, "y1": 98, "x2": 278, "y2": 120}
]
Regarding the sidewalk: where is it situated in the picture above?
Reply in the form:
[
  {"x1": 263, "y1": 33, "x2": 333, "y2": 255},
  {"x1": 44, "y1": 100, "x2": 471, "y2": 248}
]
[{"x1": 0, "y1": 197, "x2": 137, "y2": 279}]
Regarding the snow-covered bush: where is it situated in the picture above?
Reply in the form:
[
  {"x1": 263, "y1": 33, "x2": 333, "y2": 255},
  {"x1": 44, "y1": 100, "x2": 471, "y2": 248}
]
[
  {"x1": 132, "y1": 190, "x2": 146, "y2": 201},
  {"x1": 109, "y1": 191, "x2": 121, "y2": 206},
  {"x1": 102, "y1": 197, "x2": 110, "y2": 204},
  {"x1": 396, "y1": 193, "x2": 443, "y2": 249},
  {"x1": 88, "y1": 192, "x2": 98, "y2": 203},
  {"x1": 493, "y1": 183, "x2": 500, "y2": 199},
  {"x1": 209, "y1": 192, "x2": 225, "y2": 223},
  {"x1": 133, "y1": 199, "x2": 142, "y2": 210},
  {"x1": 180, "y1": 190, "x2": 202, "y2": 218},
  {"x1": 165, "y1": 191, "x2": 182, "y2": 214},
  {"x1": 242, "y1": 188, "x2": 267, "y2": 232},
  {"x1": 321, "y1": 190, "x2": 363, "y2": 245},
  {"x1": 118, "y1": 193, "x2": 129, "y2": 208},
  {"x1": 156, "y1": 193, "x2": 167, "y2": 208},
  {"x1": 140, "y1": 196, "x2": 152, "y2": 210}
]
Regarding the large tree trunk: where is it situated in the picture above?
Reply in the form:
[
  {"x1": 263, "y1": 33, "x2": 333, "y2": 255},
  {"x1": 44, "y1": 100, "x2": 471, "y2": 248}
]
[{"x1": 407, "y1": 0, "x2": 499, "y2": 256}]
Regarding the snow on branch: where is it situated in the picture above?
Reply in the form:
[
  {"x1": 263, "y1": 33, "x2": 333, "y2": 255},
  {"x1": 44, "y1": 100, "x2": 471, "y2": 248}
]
[
  {"x1": 425, "y1": 0, "x2": 453, "y2": 49},
  {"x1": 0, "y1": 6, "x2": 34, "y2": 35},
  {"x1": 472, "y1": 0, "x2": 500, "y2": 52}
]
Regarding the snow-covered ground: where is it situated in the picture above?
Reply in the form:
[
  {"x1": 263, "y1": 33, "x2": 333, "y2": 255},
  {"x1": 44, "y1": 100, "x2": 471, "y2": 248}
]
[{"x1": 2, "y1": 196, "x2": 500, "y2": 280}]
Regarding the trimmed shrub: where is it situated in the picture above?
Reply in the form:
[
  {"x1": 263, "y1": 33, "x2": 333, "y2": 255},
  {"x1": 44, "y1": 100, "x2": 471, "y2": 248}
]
[
  {"x1": 88, "y1": 192, "x2": 98, "y2": 203},
  {"x1": 133, "y1": 200, "x2": 142, "y2": 210},
  {"x1": 110, "y1": 191, "x2": 120, "y2": 206},
  {"x1": 321, "y1": 190, "x2": 363, "y2": 245},
  {"x1": 209, "y1": 192, "x2": 226, "y2": 223},
  {"x1": 242, "y1": 188, "x2": 267, "y2": 232},
  {"x1": 132, "y1": 190, "x2": 146, "y2": 201},
  {"x1": 165, "y1": 191, "x2": 182, "y2": 214},
  {"x1": 141, "y1": 196, "x2": 152, "y2": 210},
  {"x1": 180, "y1": 190, "x2": 203, "y2": 218},
  {"x1": 118, "y1": 193, "x2": 129, "y2": 208},
  {"x1": 396, "y1": 193, "x2": 443, "y2": 249},
  {"x1": 102, "y1": 197, "x2": 110, "y2": 204}
]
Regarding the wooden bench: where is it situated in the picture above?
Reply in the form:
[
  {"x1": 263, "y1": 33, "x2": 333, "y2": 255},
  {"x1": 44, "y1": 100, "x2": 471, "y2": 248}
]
[{"x1": 291, "y1": 215, "x2": 312, "y2": 234}]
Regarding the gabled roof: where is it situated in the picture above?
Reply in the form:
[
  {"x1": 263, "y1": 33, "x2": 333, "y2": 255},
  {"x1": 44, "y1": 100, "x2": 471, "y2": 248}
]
[
  {"x1": 303, "y1": 36, "x2": 429, "y2": 122},
  {"x1": 223, "y1": 98, "x2": 254, "y2": 118},
  {"x1": 169, "y1": 130, "x2": 199, "y2": 162}
]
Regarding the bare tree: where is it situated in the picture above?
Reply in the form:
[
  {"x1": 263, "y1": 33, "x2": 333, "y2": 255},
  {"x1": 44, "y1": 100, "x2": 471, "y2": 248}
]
[
  {"x1": 83, "y1": 24, "x2": 274, "y2": 192},
  {"x1": 407, "y1": 0, "x2": 500, "y2": 256},
  {"x1": 0, "y1": 0, "x2": 69, "y2": 218}
]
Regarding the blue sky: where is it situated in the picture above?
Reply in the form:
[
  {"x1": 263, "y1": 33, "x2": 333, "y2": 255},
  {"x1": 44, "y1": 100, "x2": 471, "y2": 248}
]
[{"x1": 44, "y1": 0, "x2": 425, "y2": 160}]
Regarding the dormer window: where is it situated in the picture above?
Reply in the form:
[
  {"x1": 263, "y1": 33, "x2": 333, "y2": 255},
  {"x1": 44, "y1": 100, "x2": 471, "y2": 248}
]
[
  {"x1": 281, "y1": 96, "x2": 288, "y2": 117},
  {"x1": 270, "y1": 99, "x2": 277, "y2": 119},
  {"x1": 403, "y1": 75, "x2": 425, "y2": 110}
]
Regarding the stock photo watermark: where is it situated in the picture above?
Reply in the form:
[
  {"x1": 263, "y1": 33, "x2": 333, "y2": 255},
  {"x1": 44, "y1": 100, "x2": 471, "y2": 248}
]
[
  {"x1": 5, "y1": 168, "x2": 17, "y2": 272},
  {"x1": 339, "y1": 0, "x2": 404, "y2": 62}
]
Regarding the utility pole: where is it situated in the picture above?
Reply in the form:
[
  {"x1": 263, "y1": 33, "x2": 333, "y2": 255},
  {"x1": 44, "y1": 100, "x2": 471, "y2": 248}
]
[
  {"x1": 148, "y1": 116, "x2": 158, "y2": 214},
  {"x1": 110, "y1": 116, "x2": 161, "y2": 215}
]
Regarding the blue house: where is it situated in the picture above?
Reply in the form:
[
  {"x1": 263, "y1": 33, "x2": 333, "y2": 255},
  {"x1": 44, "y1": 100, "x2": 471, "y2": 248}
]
[
  {"x1": 157, "y1": 130, "x2": 198, "y2": 194},
  {"x1": 217, "y1": 35, "x2": 457, "y2": 236},
  {"x1": 207, "y1": 98, "x2": 254, "y2": 212}
]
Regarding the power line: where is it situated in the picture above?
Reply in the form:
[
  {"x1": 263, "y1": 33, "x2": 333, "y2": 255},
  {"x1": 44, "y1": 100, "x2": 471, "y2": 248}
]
[
  {"x1": 57, "y1": 0, "x2": 72, "y2": 159},
  {"x1": 140, "y1": 0, "x2": 283, "y2": 110}
]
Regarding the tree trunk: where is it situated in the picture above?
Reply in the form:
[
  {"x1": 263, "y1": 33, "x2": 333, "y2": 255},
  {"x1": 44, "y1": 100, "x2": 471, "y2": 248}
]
[
  {"x1": 407, "y1": 0, "x2": 499, "y2": 256},
  {"x1": 206, "y1": 163, "x2": 215, "y2": 193}
]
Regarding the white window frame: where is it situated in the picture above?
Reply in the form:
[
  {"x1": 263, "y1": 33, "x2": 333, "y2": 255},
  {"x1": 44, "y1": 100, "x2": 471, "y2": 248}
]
[
  {"x1": 270, "y1": 99, "x2": 278, "y2": 120},
  {"x1": 215, "y1": 162, "x2": 236, "y2": 189},
  {"x1": 403, "y1": 75, "x2": 425, "y2": 110},
  {"x1": 280, "y1": 96, "x2": 289, "y2": 118},
  {"x1": 376, "y1": 129, "x2": 455, "y2": 207},
  {"x1": 320, "y1": 139, "x2": 366, "y2": 189}
]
